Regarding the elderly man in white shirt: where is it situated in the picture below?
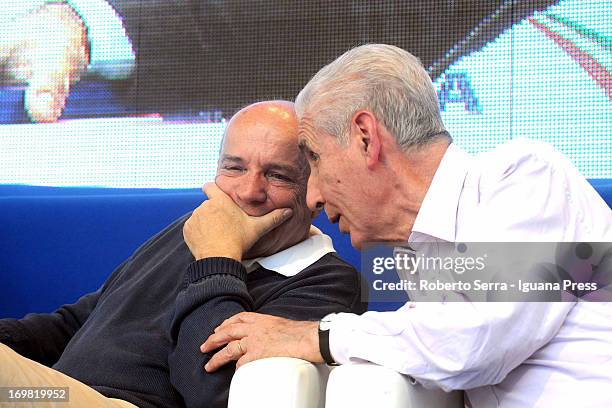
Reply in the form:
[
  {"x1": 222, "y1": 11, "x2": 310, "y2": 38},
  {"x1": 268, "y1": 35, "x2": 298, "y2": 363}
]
[{"x1": 201, "y1": 44, "x2": 612, "y2": 407}]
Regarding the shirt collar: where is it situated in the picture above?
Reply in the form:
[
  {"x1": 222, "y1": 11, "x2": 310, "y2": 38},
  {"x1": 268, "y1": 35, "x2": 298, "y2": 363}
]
[
  {"x1": 410, "y1": 143, "x2": 470, "y2": 243},
  {"x1": 242, "y1": 226, "x2": 336, "y2": 277}
]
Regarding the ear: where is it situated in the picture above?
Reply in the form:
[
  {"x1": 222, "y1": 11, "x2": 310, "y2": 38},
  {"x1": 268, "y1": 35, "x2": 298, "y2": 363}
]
[{"x1": 352, "y1": 110, "x2": 381, "y2": 170}]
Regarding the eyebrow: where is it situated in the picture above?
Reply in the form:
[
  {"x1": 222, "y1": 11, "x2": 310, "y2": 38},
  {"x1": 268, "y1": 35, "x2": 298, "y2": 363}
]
[
  {"x1": 298, "y1": 139, "x2": 312, "y2": 153},
  {"x1": 220, "y1": 154, "x2": 299, "y2": 175},
  {"x1": 219, "y1": 155, "x2": 244, "y2": 164},
  {"x1": 267, "y1": 163, "x2": 300, "y2": 175}
]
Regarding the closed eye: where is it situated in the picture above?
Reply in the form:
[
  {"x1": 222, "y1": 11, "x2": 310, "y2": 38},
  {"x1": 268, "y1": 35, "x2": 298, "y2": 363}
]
[
  {"x1": 267, "y1": 172, "x2": 293, "y2": 182},
  {"x1": 222, "y1": 165, "x2": 245, "y2": 172}
]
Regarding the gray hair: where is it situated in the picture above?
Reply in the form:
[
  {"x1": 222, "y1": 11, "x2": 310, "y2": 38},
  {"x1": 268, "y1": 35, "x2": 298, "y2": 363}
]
[{"x1": 295, "y1": 44, "x2": 448, "y2": 150}]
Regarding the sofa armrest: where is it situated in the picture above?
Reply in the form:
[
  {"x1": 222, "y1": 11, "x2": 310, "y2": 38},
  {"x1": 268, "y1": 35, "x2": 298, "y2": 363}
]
[
  {"x1": 228, "y1": 357, "x2": 331, "y2": 408},
  {"x1": 325, "y1": 363, "x2": 464, "y2": 408}
]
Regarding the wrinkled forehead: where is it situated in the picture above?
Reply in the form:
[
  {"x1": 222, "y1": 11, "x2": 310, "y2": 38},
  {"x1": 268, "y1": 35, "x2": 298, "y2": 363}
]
[
  {"x1": 221, "y1": 118, "x2": 307, "y2": 175},
  {"x1": 297, "y1": 114, "x2": 320, "y2": 148}
]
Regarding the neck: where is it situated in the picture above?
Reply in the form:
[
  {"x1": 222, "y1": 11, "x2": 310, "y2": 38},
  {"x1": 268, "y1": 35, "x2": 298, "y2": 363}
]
[
  {"x1": 381, "y1": 140, "x2": 450, "y2": 240},
  {"x1": 246, "y1": 227, "x2": 310, "y2": 259}
]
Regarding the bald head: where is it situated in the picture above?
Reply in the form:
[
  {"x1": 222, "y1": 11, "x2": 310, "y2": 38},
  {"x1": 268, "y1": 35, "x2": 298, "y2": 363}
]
[
  {"x1": 222, "y1": 101, "x2": 298, "y2": 152},
  {"x1": 215, "y1": 100, "x2": 312, "y2": 258}
]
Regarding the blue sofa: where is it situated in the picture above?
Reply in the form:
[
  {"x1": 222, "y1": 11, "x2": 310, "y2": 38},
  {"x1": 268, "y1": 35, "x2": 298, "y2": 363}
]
[{"x1": 1, "y1": 180, "x2": 611, "y2": 318}]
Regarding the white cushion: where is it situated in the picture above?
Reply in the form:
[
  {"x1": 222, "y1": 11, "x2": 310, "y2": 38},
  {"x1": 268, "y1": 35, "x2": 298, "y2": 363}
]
[
  {"x1": 326, "y1": 362, "x2": 464, "y2": 408},
  {"x1": 228, "y1": 357, "x2": 331, "y2": 408}
]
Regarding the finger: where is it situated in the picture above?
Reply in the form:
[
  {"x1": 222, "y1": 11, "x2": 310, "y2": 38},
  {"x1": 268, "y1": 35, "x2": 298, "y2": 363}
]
[
  {"x1": 250, "y1": 208, "x2": 293, "y2": 236},
  {"x1": 204, "y1": 343, "x2": 241, "y2": 373},
  {"x1": 214, "y1": 312, "x2": 258, "y2": 332},
  {"x1": 200, "y1": 323, "x2": 249, "y2": 352},
  {"x1": 236, "y1": 353, "x2": 256, "y2": 370},
  {"x1": 200, "y1": 332, "x2": 234, "y2": 353},
  {"x1": 202, "y1": 182, "x2": 226, "y2": 200}
]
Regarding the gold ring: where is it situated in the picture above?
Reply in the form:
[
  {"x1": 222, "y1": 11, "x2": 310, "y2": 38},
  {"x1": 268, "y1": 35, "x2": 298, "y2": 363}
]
[{"x1": 236, "y1": 341, "x2": 244, "y2": 354}]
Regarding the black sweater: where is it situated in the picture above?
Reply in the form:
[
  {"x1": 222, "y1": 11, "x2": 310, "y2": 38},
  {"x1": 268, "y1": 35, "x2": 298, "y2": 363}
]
[{"x1": 0, "y1": 214, "x2": 366, "y2": 408}]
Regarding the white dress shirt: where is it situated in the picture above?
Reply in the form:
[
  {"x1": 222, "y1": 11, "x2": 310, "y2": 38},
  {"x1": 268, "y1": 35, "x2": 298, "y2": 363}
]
[
  {"x1": 242, "y1": 228, "x2": 336, "y2": 277},
  {"x1": 327, "y1": 139, "x2": 612, "y2": 407}
]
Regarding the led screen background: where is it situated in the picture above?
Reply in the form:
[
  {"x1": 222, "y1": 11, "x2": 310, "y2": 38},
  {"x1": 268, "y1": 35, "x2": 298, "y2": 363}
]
[{"x1": 0, "y1": 0, "x2": 609, "y2": 188}]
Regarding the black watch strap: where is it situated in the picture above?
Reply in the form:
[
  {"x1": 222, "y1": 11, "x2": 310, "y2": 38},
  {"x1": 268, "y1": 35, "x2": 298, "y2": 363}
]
[{"x1": 318, "y1": 325, "x2": 337, "y2": 365}]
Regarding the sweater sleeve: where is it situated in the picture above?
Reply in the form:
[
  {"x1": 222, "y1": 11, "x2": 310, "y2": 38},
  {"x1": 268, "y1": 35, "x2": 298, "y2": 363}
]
[
  {"x1": 168, "y1": 257, "x2": 252, "y2": 408},
  {"x1": 168, "y1": 254, "x2": 366, "y2": 408},
  {"x1": 0, "y1": 288, "x2": 102, "y2": 367}
]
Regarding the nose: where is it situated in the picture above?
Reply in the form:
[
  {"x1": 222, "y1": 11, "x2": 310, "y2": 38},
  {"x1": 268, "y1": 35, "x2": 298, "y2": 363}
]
[
  {"x1": 306, "y1": 173, "x2": 325, "y2": 211},
  {"x1": 236, "y1": 172, "x2": 267, "y2": 206}
]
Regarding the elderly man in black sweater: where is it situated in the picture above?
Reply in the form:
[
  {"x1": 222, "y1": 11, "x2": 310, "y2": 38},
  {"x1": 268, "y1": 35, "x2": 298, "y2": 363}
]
[{"x1": 0, "y1": 100, "x2": 366, "y2": 408}]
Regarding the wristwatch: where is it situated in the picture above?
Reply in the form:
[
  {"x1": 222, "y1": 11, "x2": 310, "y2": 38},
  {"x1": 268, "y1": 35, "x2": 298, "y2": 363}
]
[{"x1": 318, "y1": 313, "x2": 338, "y2": 365}]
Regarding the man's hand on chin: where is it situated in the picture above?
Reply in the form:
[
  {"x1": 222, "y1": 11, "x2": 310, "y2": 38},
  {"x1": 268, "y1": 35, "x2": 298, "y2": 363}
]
[
  {"x1": 200, "y1": 312, "x2": 323, "y2": 371},
  {"x1": 183, "y1": 183, "x2": 293, "y2": 261}
]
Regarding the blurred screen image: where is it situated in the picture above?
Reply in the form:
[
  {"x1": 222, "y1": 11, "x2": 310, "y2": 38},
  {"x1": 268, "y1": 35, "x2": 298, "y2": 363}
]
[{"x1": 0, "y1": 0, "x2": 609, "y2": 188}]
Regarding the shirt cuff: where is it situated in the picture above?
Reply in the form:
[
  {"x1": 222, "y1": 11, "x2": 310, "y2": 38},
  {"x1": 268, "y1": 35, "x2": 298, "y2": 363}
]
[
  {"x1": 185, "y1": 257, "x2": 247, "y2": 288},
  {"x1": 327, "y1": 312, "x2": 364, "y2": 365}
]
